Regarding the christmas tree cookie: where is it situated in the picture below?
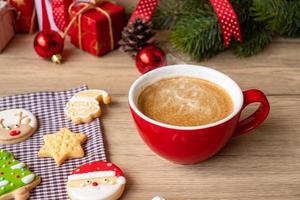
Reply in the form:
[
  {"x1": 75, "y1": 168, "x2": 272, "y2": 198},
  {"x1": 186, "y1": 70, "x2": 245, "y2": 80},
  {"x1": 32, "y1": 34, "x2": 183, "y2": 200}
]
[{"x1": 0, "y1": 149, "x2": 41, "y2": 200}]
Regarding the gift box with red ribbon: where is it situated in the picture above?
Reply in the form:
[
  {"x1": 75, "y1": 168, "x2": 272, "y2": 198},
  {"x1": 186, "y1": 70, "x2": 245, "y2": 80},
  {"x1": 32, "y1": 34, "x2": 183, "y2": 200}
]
[
  {"x1": 8, "y1": 0, "x2": 37, "y2": 33},
  {"x1": 0, "y1": 1, "x2": 15, "y2": 52},
  {"x1": 68, "y1": 1, "x2": 125, "y2": 56}
]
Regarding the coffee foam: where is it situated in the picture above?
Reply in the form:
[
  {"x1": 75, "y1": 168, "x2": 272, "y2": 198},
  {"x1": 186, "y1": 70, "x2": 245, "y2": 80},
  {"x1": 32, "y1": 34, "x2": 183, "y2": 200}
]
[{"x1": 138, "y1": 77, "x2": 233, "y2": 126}]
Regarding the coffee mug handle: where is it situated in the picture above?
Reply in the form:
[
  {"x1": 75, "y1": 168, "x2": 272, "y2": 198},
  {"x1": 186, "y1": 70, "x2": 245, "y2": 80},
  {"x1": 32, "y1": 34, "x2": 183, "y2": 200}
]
[{"x1": 233, "y1": 89, "x2": 270, "y2": 137}]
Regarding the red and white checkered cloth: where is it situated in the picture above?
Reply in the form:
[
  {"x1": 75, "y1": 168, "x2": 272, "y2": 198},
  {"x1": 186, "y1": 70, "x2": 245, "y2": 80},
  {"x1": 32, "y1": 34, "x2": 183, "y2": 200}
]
[{"x1": 0, "y1": 86, "x2": 106, "y2": 199}]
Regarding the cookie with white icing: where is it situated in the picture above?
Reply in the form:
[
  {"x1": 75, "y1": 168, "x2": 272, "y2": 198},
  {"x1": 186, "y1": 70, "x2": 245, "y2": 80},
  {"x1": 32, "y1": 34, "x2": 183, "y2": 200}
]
[
  {"x1": 0, "y1": 149, "x2": 41, "y2": 200},
  {"x1": 0, "y1": 109, "x2": 38, "y2": 144},
  {"x1": 65, "y1": 90, "x2": 111, "y2": 124},
  {"x1": 67, "y1": 161, "x2": 126, "y2": 200}
]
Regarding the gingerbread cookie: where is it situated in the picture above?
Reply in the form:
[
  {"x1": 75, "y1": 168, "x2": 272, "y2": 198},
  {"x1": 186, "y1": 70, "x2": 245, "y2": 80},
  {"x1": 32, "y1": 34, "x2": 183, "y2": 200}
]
[
  {"x1": 66, "y1": 161, "x2": 126, "y2": 200},
  {"x1": 0, "y1": 109, "x2": 38, "y2": 144},
  {"x1": 38, "y1": 128, "x2": 87, "y2": 166},
  {"x1": 0, "y1": 149, "x2": 41, "y2": 200},
  {"x1": 65, "y1": 90, "x2": 111, "y2": 124}
]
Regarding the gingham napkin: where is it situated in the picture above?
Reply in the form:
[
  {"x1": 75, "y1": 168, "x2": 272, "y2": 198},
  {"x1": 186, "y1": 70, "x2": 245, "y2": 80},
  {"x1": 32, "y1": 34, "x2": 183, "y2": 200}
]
[{"x1": 0, "y1": 86, "x2": 106, "y2": 199}]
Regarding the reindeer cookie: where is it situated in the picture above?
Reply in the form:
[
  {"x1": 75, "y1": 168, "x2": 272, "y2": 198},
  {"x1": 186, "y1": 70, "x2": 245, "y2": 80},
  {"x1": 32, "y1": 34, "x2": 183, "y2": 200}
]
[
  {"x1": 65, "y1": 90, "x2": 111, "y2": 124},
  {"x1": 0, "y1": 109, "x2": 38, "y2": 144}
]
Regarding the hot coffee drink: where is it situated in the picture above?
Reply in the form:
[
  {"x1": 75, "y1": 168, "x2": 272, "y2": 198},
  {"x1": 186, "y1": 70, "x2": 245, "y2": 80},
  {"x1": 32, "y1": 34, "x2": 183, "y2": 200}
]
[{"x1": 138, "y1": 76, "x2": 233, "y2": 126}]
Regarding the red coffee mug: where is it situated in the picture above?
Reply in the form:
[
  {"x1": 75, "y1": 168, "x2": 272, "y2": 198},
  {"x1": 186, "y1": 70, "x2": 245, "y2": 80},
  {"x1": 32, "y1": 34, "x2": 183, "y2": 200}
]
[{"x1": 128, "y1": 65, "x2": 270, "y2": 164}]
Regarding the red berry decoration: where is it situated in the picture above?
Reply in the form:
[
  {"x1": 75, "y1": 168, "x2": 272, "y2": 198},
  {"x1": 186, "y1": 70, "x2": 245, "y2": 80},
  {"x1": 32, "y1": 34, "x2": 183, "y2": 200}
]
[
  {"x1": 34, "y1": 30, "x2": 64, "y2": 64},
  {"x1": 135, "y1": 45, "x2": 167, "y2": 74}
]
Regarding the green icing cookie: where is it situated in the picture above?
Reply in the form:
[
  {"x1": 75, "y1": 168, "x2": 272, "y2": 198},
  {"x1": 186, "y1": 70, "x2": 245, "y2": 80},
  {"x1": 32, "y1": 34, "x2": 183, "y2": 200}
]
[{"x1": 0, "y1": 149, "x2": 39, "y2": 197}]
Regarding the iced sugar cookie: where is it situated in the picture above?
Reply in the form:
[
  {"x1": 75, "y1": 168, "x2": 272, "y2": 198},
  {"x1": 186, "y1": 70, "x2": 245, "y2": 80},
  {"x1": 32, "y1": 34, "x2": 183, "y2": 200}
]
[
  {"x1": 73, "y1": 90, "x2": 111, "y2": 104},
  {"x1": 67, "y1": 161, "x2": 126, "y2": 200},
  {"x1": 0, "y1": 109, "x2": 38, "y2": 144},
  {"x1": 65, "y1": 90, "x2": 111, "y2": 124},
  {"x1": 38, "y1": 128, "x2": 87, "y2": 166},
  {"x1": 0, "y1": 150, "x2": 41, "y2": 200}
]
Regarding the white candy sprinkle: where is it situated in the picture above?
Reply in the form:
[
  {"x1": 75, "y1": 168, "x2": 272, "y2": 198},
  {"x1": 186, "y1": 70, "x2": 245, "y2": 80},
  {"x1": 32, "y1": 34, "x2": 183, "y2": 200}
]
[{"x1": 152, "y1": 196, "x2": 166, "y2": 200}]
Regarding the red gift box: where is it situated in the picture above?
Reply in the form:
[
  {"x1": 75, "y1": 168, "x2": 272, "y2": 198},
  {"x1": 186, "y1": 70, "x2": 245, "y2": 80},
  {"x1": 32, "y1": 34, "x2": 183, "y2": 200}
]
[
  {"x1": 69, "y1": 2, "x2": 125, "y2": 56},
  {"x1": 0, "y1": 1, "x2": 15, "y2": 52},
  {"x1": 8, "y1": 0, "x2": 37, "y2": 33}
]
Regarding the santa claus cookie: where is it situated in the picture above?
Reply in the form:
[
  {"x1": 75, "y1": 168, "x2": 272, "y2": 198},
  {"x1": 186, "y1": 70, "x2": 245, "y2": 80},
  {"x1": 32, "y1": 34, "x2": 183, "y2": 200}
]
[
  {"x1": 67, "y1": 161, "x2": 126, "y2": 200},
  {"x1": 0, "y1": 150, "x2": 41, "y2": 200},
  {"x1": 0, "y1": 109, "x2": 38, "y2": 144},
  {"x1": 65, "y1": 90, "x2": 111, "y2": 124}
]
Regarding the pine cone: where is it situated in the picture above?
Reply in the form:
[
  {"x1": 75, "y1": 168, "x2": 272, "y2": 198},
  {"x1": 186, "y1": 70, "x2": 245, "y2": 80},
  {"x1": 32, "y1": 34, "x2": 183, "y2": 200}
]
[{"x1": 119, "y1": 18, "x2": 155, "y2": 56}]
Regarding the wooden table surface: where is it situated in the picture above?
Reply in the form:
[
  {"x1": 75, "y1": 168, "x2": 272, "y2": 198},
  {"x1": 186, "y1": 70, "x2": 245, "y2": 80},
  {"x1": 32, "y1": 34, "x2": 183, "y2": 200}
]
[{"x1": 0, "y1": 35, "x2": 299, "y2": 200}]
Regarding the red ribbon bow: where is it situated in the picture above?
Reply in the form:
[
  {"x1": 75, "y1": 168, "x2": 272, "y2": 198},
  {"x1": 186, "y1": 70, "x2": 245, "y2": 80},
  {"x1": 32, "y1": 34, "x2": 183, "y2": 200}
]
[
  {"x1": 210, "y1": 0, "x2": 242, "y2": 47},
  {"x1": 52, "y1": 0, "x2": 70, "y2": 31},
  {"x1": 129, "y1": 0, "x2": 243, "y2": 47},
  {"x1": 128, "y1": 0, "x2": 158, "y2": 24}
]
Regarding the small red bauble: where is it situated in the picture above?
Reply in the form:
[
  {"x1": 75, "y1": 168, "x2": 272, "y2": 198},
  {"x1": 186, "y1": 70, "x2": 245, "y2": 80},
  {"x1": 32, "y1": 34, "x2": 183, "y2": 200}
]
[
  {"x1": 33, "y1": 30, "x2": 64, "y2": 63},
  {"x1": 135, "y1": 45, "x2": 167, "y2": 74}
]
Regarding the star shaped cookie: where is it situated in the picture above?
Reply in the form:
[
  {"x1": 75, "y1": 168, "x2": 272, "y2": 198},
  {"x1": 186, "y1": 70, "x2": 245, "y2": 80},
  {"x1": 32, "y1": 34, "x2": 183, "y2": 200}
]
[{"x1": 38, "y1": 128, "x2": 87, "y2": 166}]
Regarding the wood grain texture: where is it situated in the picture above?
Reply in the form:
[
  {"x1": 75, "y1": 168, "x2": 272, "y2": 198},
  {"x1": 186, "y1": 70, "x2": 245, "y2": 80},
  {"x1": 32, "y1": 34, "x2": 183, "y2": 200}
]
[{"x1": 0, "y1": 34, "x2": 299, "y2": 200}]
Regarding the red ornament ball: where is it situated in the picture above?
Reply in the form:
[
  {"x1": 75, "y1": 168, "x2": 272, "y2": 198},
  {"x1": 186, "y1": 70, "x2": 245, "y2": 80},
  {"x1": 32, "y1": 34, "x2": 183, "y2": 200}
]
[
  {"x1": 34, "y1": 30, "x2": 64, "y2": 59},
  {"x1": 135, "y1": 45, "x2": 167, "y2": 74}
]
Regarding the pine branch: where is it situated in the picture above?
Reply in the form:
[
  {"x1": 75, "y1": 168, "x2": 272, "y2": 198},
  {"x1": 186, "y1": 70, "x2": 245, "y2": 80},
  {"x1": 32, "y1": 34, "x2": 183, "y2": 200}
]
[
  {"x1": 230, "y1": 0, "x2": 253, "y2": 24},
  {"x1": 251, "y1": 0, "x2": 300, "y2": 37},
  {"x1": 231, "y1": 0, "x2": 273, "y2": 56},
  {"x1": 233, "y1": 27, "x2": 272, "y2": 57},
  {"x1": 153, "y1": 0, "x2": 211, "y2": 30},
  {"x1": 152, "y1": 0, "x2": 298, "y2": 60},
  {"x1": 170, "y1": 15, "x2": 225, "y2": 60}
]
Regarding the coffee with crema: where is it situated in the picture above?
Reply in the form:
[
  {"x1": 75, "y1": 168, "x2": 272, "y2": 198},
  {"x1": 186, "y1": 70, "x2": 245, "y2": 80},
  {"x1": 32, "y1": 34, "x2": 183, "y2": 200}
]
[{"x1": 138, "y1": 77, "x2": 233, "y2": 126}]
